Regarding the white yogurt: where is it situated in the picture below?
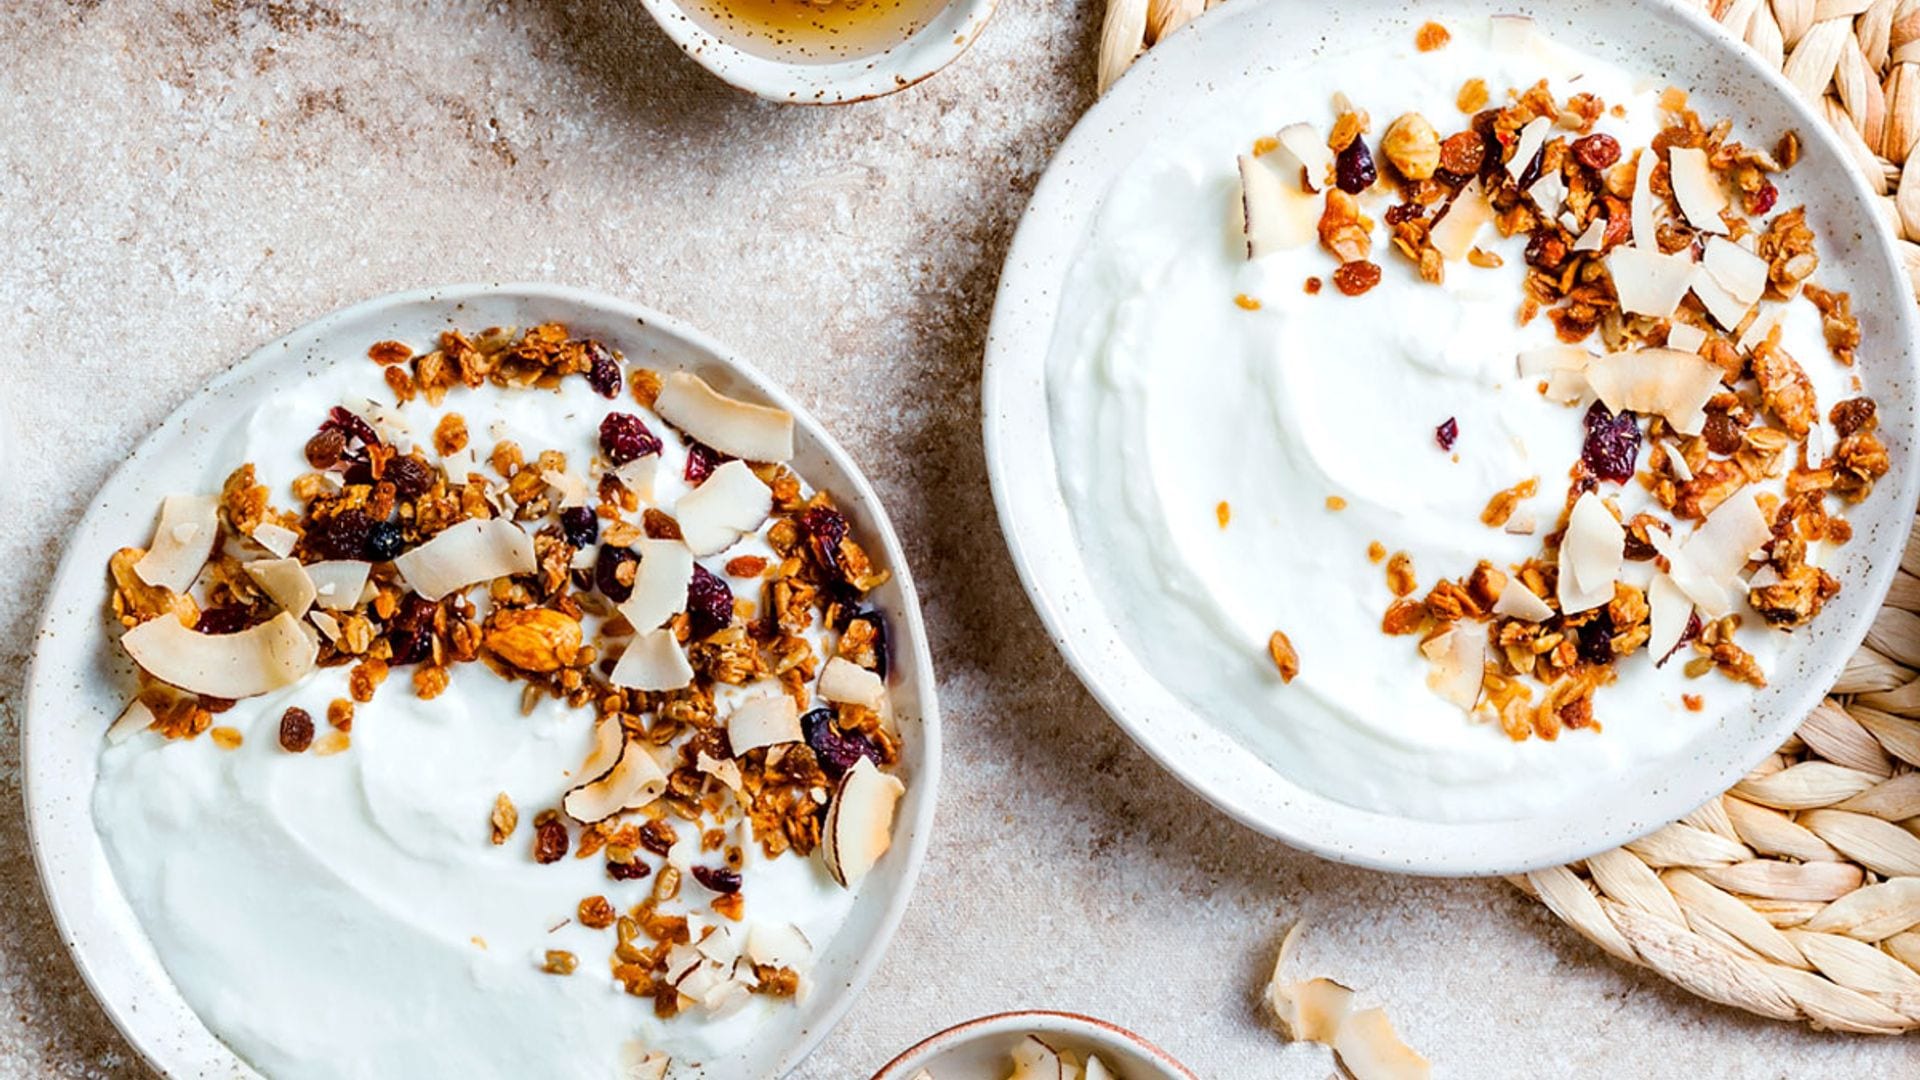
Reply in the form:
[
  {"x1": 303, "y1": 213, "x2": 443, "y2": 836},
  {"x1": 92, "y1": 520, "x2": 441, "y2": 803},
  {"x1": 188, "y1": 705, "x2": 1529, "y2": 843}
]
[
  {"x1": 1047, "y1": 21, "x2": 1854, "y2": 821},
  {"x1": 95, "y1": 362, "x2": 862, "y2": 1078}
]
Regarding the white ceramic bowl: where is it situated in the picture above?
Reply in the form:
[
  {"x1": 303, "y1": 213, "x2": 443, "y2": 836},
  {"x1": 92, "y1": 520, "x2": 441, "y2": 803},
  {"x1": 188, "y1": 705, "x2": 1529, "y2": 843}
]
[
  {"x1": 871, "y1": 1011, "x2": 1199, "y2": 1080},
  {"x1": 638, "y1": 0, "x2": 999, "y2": 104},
  {"x1": 982, "y1": 0, "x2": 1920, "y2": 875},
  {"x1": 23, "y1": 283, "x2": 941, "y2": 1078}
]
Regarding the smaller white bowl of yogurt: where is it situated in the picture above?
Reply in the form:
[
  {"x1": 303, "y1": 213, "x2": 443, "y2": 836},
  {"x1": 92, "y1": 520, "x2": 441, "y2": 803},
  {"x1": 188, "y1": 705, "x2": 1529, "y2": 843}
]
[
  {"x1": 637, "y1": 0, "x2": 999, "y2": 104},
  {"x1": 872, "y1": 1011, "x2": 1199, "y2": 1080}
]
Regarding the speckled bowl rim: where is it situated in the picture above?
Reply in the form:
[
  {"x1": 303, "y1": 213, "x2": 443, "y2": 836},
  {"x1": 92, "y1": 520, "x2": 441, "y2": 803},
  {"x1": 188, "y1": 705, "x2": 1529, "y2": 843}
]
[
  {"x1": 869, "y1": 1010, "x2": 1202, "y2": 1080},
  {"x1": 981, "y1": 0, "x2": 1920, "y2": 876},
  {"x1": 22, "y1": 282, "x2": 942, "y2": 1078},
  {"x1": 636, "y1": 0, "x2": 1000, "y2": 105}
]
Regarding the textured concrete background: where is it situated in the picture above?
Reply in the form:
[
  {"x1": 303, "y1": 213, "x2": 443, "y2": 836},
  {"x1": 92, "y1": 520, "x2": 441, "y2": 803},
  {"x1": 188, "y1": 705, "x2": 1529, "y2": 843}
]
[{"x1": 0, "y1": 1, "x2": 1912, "y2": 1076}]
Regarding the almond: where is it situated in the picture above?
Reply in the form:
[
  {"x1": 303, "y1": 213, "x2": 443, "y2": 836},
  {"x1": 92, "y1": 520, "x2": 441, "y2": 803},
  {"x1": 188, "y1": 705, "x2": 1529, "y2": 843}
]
[{"x1": 484, "y1": 608, "x2": 582, "y2": 673}]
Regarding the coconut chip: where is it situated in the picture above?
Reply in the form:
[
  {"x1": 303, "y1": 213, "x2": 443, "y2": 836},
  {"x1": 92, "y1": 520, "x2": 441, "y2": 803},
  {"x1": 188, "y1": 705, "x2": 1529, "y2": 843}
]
[
  {"x1": 1690, "y1": 265, "x2": 1752, "y2": 330},
  {"x1": 653, "y1": 372, "x2": 794, "y2": 463},
  {"x1": 1669, "y1": 489, "x2": 1771, "y2": 617},
  {"x1": 120, "y1": 609, "x2": 318, "y2": 699},
  {"x1": 727, "y1": 693, "x2": 802, "y2": 754},
  {"x1": 1421, "y1": 621, "x2": 1488, "y2": 711},
  {"x1": 617, "y1": 539, "x2": 695, "y2": 633},
  {"x1": 1489, "y1": 12, "x2": 1534, "y2": 50},
  {"x1": 1429, "y1": 179, "x2": 1492, "y2": 261},
  {"x1": 307, "y1": 560, "x2": 372, "y2": 610},
  {"x1": 250, "y1": 522, "x2": 300, "y2": 559},
  {"x1": 1240, "y1": 153, "x2": 1317, "y2": 257},
  {"x1": 1630, "y1": 146, "x2": 1659, "y2": 249},
  {"x1": 1263, "y1": 923, "x2": 1431, "y2": 1080},
  {"x1": 1582, "y1": 347, "x2": 1724, "y2": 435},
  {"x1": 696, "y1": 751, "x2": 744, "y2": 794},
  {"x1": 609, "y1": 628, "x2": 695, "y2": 691},
  {"x1": 1275, "y1": 122, "x2": 1334, "y2": 191},
  {"x1": 1571, "y1": 215, "x2": 1608, "y2": 252},
  {"x1": 105, "y1": 698, "x2": 156, "y2": 745},
  {"x1": 1558, "y1": 492, "x2": 1624, "y2": 614},
  {"x1": 675, "y1": 460, "x2": 774, "y2": 556},
  {"x1": 541, "y1": 468, "x2": 594, "y2": 510},
  {"x1": 309, "y1": 609, "x2": 342, "y2": 643},
  {"x1": 1606, "y1": 246, "x2": 1696, "y2": 319},
  {"x1": 1506, "y1": 117, "x2": 1552, "y2": 180},
  {"x1": 1527, "y1": 169, "x2": 1566, "y2": 216},
  {"x1": 1703, "y1": 235, "x2": 1768, "y2": 305},
  {"x1": 1493, "y1": 577, "x2": 1555, "y2": 622},
  {"x1": 821, "y1": 757, "x2": 905, "y2": 888},
  {"x1": 618, "y1": 1043, "x2": 670, "y2": 1080},
  {"x1": 392, "y1": 518, "x2": 535, "y2": 602},
  {"x1": 1665, "y1": 322, "x2": 1708, "y2": 354},
  {"x1": 1667, "y1": 146, "x2": 1729, "y2": 234},
  {"x1": 818, "y1": 656, "x2": 886, "y2": 710},
  {"x1": 133, "y1": 494, "x2": 220, "y2": 593},
  {"x1": 1739, "y1": 303, "x2": 1786, "y2": 352},
  {"x1": 563, "y1": 741, "x2": 667, "y2": 823},
  {"x1": 1648, "y1": 572, "x2": 1694, "y2": 665},
  {"x1": 243, "y1": 557, "x2": 317, "y2": 617}
]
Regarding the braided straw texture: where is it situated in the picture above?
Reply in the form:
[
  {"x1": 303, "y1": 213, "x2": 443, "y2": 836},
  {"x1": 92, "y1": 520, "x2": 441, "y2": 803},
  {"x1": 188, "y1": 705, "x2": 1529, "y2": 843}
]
[{"x1": 1106, "y1": 0, "x2": 1920, "y2": 1033}]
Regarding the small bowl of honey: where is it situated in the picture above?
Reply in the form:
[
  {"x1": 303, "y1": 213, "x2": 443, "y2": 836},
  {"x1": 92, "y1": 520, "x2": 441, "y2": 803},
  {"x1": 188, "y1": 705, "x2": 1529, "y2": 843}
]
[{"x1": 639, "y1": 0, "x2": 999, "y2": 103}]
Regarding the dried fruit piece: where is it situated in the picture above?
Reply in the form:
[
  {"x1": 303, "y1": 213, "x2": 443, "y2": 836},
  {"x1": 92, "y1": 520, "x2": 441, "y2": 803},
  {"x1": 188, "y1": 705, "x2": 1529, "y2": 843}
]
[
  {"x1": 685, "y1": 564, "x2": 735, "y2": 640},
  {"x1": 599, "y1": 413, "x2": 662, "y2": 466},
  {"x1": 691, "y1": 866, "x2": 742, "y2": 894},
  {"x1": 595, "y1": 543, "x2": 639, "y2": 602},
  {"x1": 1581, "y1": 402, "x2": 1642, "y2": 483},
  {"x1": 1333, "y1": 260, "x2": 1382, "y2": 296},
  {"x1": 1570, "y1": 133, "x2": 1620, "y2": 170},
  {"x1": 1268, "y1": 630, "x2": 1300, "y2": 683},
  {"x1": 801, "y1": 708, "x2": 882, "y2": 779},
  {"x1": 533, "y1": 813, "x2": 570, "y2": 864},
  {"x1": 1435, "y1": 417, "x2": 1458, "y2": 450},
  {"x1": 584, "y1": 341, "x2": 622, "y2": 398},
  {"x1": 278, "y1": 707, "x2": 315, "y2": 752},
  {"x1": 1335, "y1": 138, "x2": 1376, "y2": 193}
]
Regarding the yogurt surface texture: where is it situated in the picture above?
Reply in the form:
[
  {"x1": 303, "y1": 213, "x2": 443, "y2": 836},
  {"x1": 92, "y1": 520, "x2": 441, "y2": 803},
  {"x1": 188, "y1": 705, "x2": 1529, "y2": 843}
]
[
  {"x1": 1046, "y1": 21, "x2": 1860, "y2": 821},
  {"x1": 94, "y1": 342, "x2": 897, "y2": 1079}
]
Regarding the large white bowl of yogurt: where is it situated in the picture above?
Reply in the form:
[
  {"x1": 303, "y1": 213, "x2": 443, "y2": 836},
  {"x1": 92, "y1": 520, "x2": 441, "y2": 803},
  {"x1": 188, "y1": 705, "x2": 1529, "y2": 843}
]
[
  {"x1": 24, "y1": 283, "x2": 940, "y2": 1078},
  {"x1": 983, "y1": 1, "x2": 1920, "y2": 874}
]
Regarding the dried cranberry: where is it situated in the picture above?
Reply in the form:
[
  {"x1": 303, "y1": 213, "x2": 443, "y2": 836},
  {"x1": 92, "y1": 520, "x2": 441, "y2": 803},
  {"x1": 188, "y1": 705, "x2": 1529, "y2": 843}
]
[
  {"x1": 364, "y1": 519, "x2": 405, "y2": 562},
  {"x1": 799, "y1": 506, "x2": 850, "y2": 584},
  {"x1": 599, "y1": 413, "x2": 661, "y2": 466},
  {"x1": 1575, "y1": 612, "x2": 1615, "y2": 665},
  {"x1": 844, "y1": 609, "x2": 891, "y2": 679},
  {"x1": 691, "y1": 866, "x2": 742, "y2": 894},
  {"x1": 1435, "y1": 417, "x2": 1458, "y2": 450},
  {"x1": 595, "y1": 543, "x2": 638, "y2": 602},
  {"x1": 583, "y1": 341, "x2": 621, "y2": 399},
  {"x1": 328, "y1": 405, "x2": 380, "y2": 448},
  {"x1": 800, "y1": 708, "x2": 881, "y2": 779},
  {"x1": 1335, "y1": 138, "x2": 1376, "y2": 194},
  {"x1": 606, "y1": 859, "x2": 651, "y2": 881},
  {"x1": 685, "y1": 564, "x2": 734, "y2": 640},
  {"x1": 195, "y1": 605, "x2": 253, "y2": 635},
  {"x1": 560, "y1": 506, "x2": 599, "y2": 549},
  {"x1": 385, "y1": 593, "x2": 438, "y2": 665},
  {"x1": 1383, "y1": 202, "x2": 1424, "y2": 226},
  {"x1": 1746, "y1": 181, "x2": 1778, "y2": 216},
  {"x1": 1581, "y1": 401, "x2": 1641, "y2": 483},
  {"x1": 307, "y1": 508, "x2": 373, "y2": 560},
  {"x1": 384, "y1": 455, "x2": 433, "y2": 500},
  {"x1": 1571, "y1": 133, "x2": 1621, "y2": 171},
  {"x1": 684, "y1": 441, "x2": 726, "y2": 485}
]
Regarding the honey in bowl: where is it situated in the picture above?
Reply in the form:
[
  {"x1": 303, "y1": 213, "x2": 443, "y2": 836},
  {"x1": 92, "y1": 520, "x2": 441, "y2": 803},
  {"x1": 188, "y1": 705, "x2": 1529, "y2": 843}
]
[{"x1": 683, "y1": 0, "x2": 952, "y2": 63}]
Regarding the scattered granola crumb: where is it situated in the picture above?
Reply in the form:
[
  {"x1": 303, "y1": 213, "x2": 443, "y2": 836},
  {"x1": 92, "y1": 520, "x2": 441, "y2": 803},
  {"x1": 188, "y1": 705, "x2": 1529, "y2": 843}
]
[
  {"x1": 434, "y1": 412, "x2": 469, "y2": 456},
  {"x1": 1304, "y1": 276, "x2": 1323, "y2": 295},
  {"x1": 1234, "y1": 293, "x2": 1263, "y2": 311},
  {"x1": 209, "y1": 726, "x2": 243, "y2": 750},
  {"x1": 541, "y1": 950, "x2": 578, "y2": 976},
  {"x1": 1325, "y1": 495, "x2": 1348, "y2": 511},
  {"x1": 327, "y1": 698, "x2": 354, "y2": 732},
  {"x1": 1268, "y1": 631, "x2": 1300, "y2": 684},
  {"x1": 578, "y1": 895, "x2": 616, "y2": 930},
  {"x1": 1682, "y1": 694, "x2": 1704, "y2": 712},
  {"x1": 1216, "y1": 500, "x2": 1232, "y2": 528},
  {"x1": 1456, "y1": 78, "x2": 1488, "y2": 113},
  {"x1": 1386, "y1": 551, "x2": 1417, "y2": 597},
  {"x1": 314, "y1": 731, "x2": 351, "y2": 756},
  {"x1": 367, "y1": 340, "x2": 411, "y2": 366},
  {"x1": 491, "y1": 792, "x2": 518, "y2": 845},
  {"x1": 1367, "y1": 541, "x2": 1386, "y2": 564},
  {"x1": 1415, "y1": 21, "x2": 1450, "y2": 51}
]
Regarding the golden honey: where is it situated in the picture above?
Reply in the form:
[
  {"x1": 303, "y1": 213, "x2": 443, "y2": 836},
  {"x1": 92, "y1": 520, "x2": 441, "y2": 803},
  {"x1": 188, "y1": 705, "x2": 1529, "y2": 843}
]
[{"x1": 685, "y1": 0, "x2": 951, "y2": 62}]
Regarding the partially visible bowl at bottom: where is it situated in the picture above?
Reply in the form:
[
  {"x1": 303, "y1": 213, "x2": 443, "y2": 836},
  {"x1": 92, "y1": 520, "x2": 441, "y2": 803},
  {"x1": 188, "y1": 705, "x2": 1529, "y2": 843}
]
[{"x1": 871, "y1": 1010, "x2": 1199, "y2": 1080}]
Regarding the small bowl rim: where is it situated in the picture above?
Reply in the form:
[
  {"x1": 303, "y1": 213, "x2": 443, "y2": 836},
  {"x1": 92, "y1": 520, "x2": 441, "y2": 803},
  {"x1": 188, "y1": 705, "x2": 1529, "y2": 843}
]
[
  {"x1": 869, "y1": 1009, "x2": 1202, "y2": 1080},
  {"x1": 635, "y1": 0, "x2": 1002, "y2": 105}
]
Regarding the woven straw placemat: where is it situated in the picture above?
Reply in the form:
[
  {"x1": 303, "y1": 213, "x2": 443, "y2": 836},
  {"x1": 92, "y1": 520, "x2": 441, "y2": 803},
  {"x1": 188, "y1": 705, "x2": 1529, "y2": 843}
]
[{"x1": 1104, "y1": 0, "x2": 1920, "y2": 1034}]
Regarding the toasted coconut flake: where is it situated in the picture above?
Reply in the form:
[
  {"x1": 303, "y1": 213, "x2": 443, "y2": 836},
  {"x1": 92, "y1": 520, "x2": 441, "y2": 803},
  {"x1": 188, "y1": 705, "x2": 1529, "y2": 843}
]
[
  {"x1": 614, "y1": 455, "x2": 657, "y2": 504},
  {"x1": 1583, "y1": 347, "x2": 1724, "y2": 435},
  {"x1": 106, "y1": 699, "x2": 156, "y2": 745},
  {"x1": 1606, "y1": 246, "x2": 1696, "y2": 318},
  {"x1": 1421, "y1": 621, "x2": 1488, "y2": 710},
  {"x1": 1649, "y1": 573, "x2": 1693, "y2": 665},
  {"x1": 251, "y1": 522, "x2": 299, "y2": 559},
  {"x1": 1493, "y1": 577, "x2": 1555, "y2": 622},
  {"x1": 244, "y1": 557, "x2": 317, "y2": 617},
  {"x1": 541, "y1": 468, "x2": 593, "y2": 509},
  {"x1": 1690, "y1": 266, "x2": 1753, "y2": 330},
  {"x1": 654, "y1": 372, "x2": 794, "y2": 463},
  {"x1": 675, "y1": 460, "x2": 774, "y2": 556},
  {"x1": 619, "y1": 1045, "x2": 670, "y2": 1080},
  {"x1": 1666, "y1": 322, "x2": 1708, "y2": 354},
  {"x1": 1517, "y1": 346, "x2": 1595, "y2": 404},
  {"x1": 1506, "y1": 117, "x2": 1552, "y2": 180},
  {"x1": 1489, "y1": 13, "x2": 1534, "y2": 50},
  {"x1": 1526, "y1": 169, "x2": 1566, "y2": 216},
  {"x1": 563, "y1": 741, "x2": 667, "y2": 822},
  {"x1": 1663, "y1": 439, "x2": 1695, "y2": 482},
  {"x1": 1239, "y1": 154, "x2": 1318, "y2": 257},
  {"x1": 1558, "y1": 492, "x2": 1624, "y2": 613},
  {"x1": 1504, "y1": 512, "x2": 1537, "y2": 535},
  {"x1": 1671, "y1": 490, "x2": 1771, "y2": 617},
  {"x1": 1333, "y1": 1007, "x2": 1433, "y2": 1080},
  {"x1": 1274, "y1": 122, "x2": 1334, "y2": 191},
  {"x1": 1571, "y1": 215, "x2": 1608, "y2": 252},
  {"x1": 307, "y1": 560, "x2": 372, "y2": 610},
  {"x1": 578, "y1": 717, "x2": 625, "y2": 781},
  {"x1": 308, "y1": 609, "x2": 342, "y2": 643},
  {"x1": 617, "y1": 540, "x2": 695, "y2": 633},
  {"x1": 392, "y1": 518, "x2": 535, "y2": 601},
  {"x1": 1429, "y1": 179, "x2": 1492, "y2": 261},
  {"x1": 1008, "y1": 1035, "x2": 1065, "y2": 1080},
  {"x1": 1703, "y1": 236, "x2": 1768, "y2": 304},
  {"x1": 133, "y1": 494, "x2": 220, "y2": 593},
  {"x1": 818, "y1": 656, "x2": 886, "y2": 710},
  {"x1": 1667, "y1": 146, "x2": 1729, "y2": 234},
  {"x1": 1085, "y1": 1056, "x2": 1118, "y2": 1080},
  {"x1": 821, "y1": 757, "x2": 905, "y2": 888},
  {"x1": 1631, "y1": 147, "x2": 1659, "y2": 249},
  {"x1": 609, "y1": 629, "x2": 694, "y2": 691},
  {"x1": 745, "y1": 922, "x2": 812, "y2": 971},
  {"x1": 121, "y1": 610, "x2": 317, "y2": 699},
  {"x1": 727, "y1": 693, "x2": 802, "y2": 753}
]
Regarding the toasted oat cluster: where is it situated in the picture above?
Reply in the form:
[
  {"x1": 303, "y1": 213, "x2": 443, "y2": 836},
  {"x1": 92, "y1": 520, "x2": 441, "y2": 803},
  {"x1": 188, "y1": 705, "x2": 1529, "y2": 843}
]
[
  {"x1": 103, "y1": 323, "x2": 908, "y2": 1041},
  {"x1": 1235, "y1": 19, "x2": 1890, "y2": 740}
]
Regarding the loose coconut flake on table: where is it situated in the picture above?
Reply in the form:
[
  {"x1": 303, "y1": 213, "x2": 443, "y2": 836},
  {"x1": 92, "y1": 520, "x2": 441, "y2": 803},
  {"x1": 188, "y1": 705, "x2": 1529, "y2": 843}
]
[
  {"x1": 653, "y1": 372, "x2": 794, "y2": 463},
  {"x1": 1558, "y1": 491, "x2": 1625, "y2": 614},
  {"x1": 120, "y1": 609, "x2": 318, "y2": 699},
  {"x1": 392, "y1": 518, "x2": 535, "y2": 602},
  {"x1": 1263, "y1": 923, "x2": 1431, "y2": 1080},
  {"x1": 610, "y1": 628, "x2": 695, "y2": 691},
  {"x1": 675, "y1": 460, "x2": 774, "y2": 556},
  {"x1": 617, "y1": 539, "x2": 695, "y2": 633},
  {"x1": 132, "y1": 494, "x2": 220, "y2": 593},
  {"x1": 821, "y1": 756, "x2": 904, "y2": 888}
]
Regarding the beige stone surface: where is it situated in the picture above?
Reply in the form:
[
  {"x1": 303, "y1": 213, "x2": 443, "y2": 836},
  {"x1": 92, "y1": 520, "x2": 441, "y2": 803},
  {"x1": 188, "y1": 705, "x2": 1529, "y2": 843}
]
[{"x1": 0, "y1": 1, "x2": 1911, "y2": 1076}]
